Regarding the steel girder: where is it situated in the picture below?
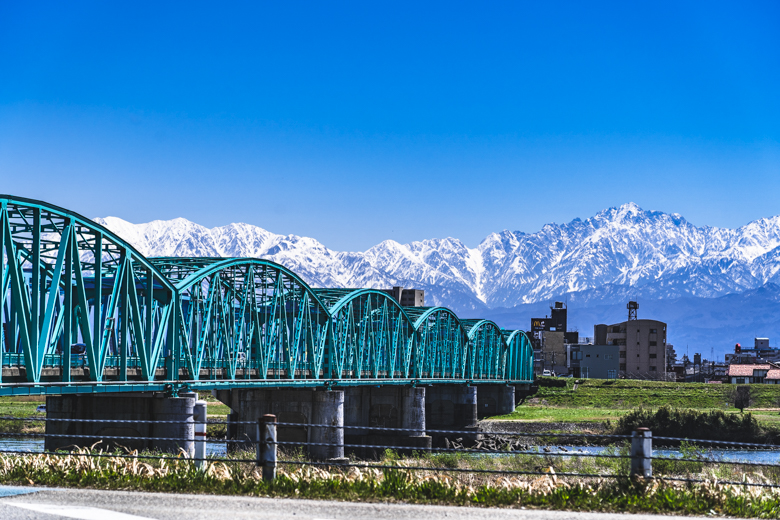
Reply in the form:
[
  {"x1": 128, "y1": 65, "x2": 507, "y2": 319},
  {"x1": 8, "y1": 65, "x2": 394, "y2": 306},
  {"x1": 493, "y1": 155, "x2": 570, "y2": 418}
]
[
  {"x1": 0, "y1": 195, "x2": 535, "y2": 394},
  {"x1": 0, "y1": 195, "x2": 175, "y2": 384}
]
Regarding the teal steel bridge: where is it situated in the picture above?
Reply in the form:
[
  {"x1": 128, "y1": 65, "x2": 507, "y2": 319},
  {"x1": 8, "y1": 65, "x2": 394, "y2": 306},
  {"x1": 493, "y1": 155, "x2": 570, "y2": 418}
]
[{"x1": 0, "y1": 195, "x2": 534, "y2": 396}]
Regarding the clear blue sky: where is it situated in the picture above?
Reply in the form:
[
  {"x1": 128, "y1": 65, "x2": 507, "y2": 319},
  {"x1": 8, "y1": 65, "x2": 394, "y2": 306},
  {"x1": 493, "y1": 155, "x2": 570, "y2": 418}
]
[{"x1": 1, "y1": 1, "x2": 779, "y2": 250}]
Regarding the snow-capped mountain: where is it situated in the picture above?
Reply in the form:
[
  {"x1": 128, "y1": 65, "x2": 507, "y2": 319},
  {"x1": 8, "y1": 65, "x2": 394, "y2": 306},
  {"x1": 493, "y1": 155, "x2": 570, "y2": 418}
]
[{"x1": 94, "y1": 203, "x2": 780, "y2": 316}]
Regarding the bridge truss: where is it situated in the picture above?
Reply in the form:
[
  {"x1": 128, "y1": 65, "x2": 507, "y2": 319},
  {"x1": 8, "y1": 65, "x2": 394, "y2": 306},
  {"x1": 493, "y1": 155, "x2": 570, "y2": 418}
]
[{"x1": 0, "y1": 196, "x2": 533, "y2": 395}]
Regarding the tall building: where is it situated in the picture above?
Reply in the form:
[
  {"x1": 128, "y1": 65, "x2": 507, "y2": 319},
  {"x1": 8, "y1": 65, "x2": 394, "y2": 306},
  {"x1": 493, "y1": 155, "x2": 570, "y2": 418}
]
[
  {"x1": 382, "y1": 286, "x2": 425, "y2": 307},
  {"x1": 594, "y1": 301, "x2": 668, "y2": 379},
  {"x1": 531, "y1": 302, "x2": 577, "y2": 375}
]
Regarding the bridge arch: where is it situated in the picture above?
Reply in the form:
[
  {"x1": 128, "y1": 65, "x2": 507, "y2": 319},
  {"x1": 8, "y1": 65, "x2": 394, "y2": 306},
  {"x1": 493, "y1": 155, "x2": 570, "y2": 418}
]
[
  {"x1": 150, "y1": 257, "x2": 332, "y2": 382},
  {"x1": 312, "y1": 289, "x2": 414, "y2": 379},
  {"x1": 460, "y1": 319, "x2": 506, "y2": 380},
  {"x1": 503, "y1": 329, "x2": 534, "y2": 382},
  {"x1": 0, "y1": 195, "x2": 536, "y2": 392},
  {"x1": 404, "y1": 306, "x2": 468, "y2": 379},
  {"x1": 0, "y1": 195, "x2": 176, "y2": 383}
]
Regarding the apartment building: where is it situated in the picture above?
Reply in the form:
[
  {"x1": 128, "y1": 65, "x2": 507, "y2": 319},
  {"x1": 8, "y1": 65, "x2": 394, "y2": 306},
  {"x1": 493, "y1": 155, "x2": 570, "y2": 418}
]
[{"x1": 594, "y1": 302, "x2": 667, "y2": 379}]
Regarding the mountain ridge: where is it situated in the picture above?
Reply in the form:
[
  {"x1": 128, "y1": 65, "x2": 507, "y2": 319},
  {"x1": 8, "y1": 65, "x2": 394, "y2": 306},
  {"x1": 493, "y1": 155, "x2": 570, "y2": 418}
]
[{"x1": 93, "y1": 203, "x2": 780, "y2": 317}]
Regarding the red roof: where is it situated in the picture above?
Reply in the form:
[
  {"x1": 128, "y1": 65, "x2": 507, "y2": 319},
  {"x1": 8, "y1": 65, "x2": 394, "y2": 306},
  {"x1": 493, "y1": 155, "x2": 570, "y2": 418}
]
[
  {"x1": 767, "y1": 369, "x2": 780, "y2": 380},
  {"x1": 727, "y1": 364, "x2": 771, "y2": 377}
]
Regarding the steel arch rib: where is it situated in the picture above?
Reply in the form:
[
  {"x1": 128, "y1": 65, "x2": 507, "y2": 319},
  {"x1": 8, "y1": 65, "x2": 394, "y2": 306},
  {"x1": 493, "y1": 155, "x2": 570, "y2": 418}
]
[
  {"x1": 503, "y1": 329, "x2": 534, "y2": 383},
  {"x1": 404, "y1": 306, "x2": 468, "y2": 380},
  {"x1": 0, "y1": 195, "x2": 176, "y2": 385},
  {"x1": 460, "y1": 318, "x2": 506, "y2": 380},
  {"x1": 152, "y1": 257, "x2": 332, "y2": 382},
  {"x1": 313, "y1": 288, "x2": 414, "y2": 380}
]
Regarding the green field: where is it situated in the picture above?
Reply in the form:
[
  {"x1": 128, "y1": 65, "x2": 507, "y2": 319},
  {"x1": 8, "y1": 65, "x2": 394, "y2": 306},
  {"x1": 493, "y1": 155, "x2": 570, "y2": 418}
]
[
  {"x1": 495, "y1": 378, "x2": 780, "y2": 425},
  {"x1": 0, "y1": 395, "x2": 45, "y2": 417}
]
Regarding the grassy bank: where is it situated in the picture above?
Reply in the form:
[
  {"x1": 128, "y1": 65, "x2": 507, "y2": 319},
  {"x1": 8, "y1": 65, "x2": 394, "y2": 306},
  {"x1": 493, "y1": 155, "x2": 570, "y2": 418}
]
[
  {"x1": 497, "y1": 378, "x2": 780, "y2": 426},
  {"x1": 1, "y1": 449, "x2": 779, "y2": 517}
]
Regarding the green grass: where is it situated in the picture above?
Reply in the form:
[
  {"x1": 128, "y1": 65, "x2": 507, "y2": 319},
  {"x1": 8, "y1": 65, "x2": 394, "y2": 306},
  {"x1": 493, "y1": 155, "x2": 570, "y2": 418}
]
[
  {"x1": 495, "y1": 378, "x2": 780, "y2": 427},
  {"x1": 0, "y1": 395, "x2": 45, "y2": 416},
  {"x1": 2, "y1": 449, "x2": 780, "y2": 517},
  {"x1": 0, "y1": 396, "x2": 46, "y2": 434},
  {"x1": 198, "y1": 392, "x2": 232, "y2": 418}
]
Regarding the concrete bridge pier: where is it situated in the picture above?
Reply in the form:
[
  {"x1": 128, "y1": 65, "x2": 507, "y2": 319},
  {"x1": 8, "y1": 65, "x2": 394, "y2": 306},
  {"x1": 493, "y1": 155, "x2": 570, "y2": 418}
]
[
  {"x1": 343, "y1": 386, "x2": 431, "y2": 458},
  {"x1": 215, "y1": 388, "x2": 345, "y2": 461},
  {"x1": 513, "y1": 383, "x2": 535, "y2": 404},
  {"x1": 477, "y1": 385, "x2": 516, "y2": 419},
  {"x1": 44, "y1": 393, "x2": 198, "y2": 456},
  {"x1": 425, "y1": 385, "x2": 478, "y2": 445}
]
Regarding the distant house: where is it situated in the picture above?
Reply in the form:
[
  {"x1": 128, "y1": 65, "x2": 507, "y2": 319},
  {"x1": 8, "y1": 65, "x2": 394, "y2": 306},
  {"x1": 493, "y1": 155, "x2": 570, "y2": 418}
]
[{"x1": 726, "y1": 363, "x2": 780, "y2": 384}]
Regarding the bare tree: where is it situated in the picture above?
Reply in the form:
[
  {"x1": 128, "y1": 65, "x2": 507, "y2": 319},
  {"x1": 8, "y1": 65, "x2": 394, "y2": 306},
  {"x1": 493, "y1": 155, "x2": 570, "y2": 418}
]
[{"x1": 729, "y1": 385, "x2": 753, "y2": 413}]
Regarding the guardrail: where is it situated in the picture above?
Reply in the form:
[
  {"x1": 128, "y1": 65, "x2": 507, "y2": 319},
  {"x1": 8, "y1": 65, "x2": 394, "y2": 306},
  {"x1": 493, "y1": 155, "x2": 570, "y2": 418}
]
[{"x1": 1, "y1": 415, "x2": 779, "y2": 488}]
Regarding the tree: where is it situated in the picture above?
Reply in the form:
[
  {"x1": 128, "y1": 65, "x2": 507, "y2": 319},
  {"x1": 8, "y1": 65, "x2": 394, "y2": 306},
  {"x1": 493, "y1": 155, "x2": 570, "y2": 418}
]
[{"x1": 730, "y1": 385, "x2": 753, "y2": 413}]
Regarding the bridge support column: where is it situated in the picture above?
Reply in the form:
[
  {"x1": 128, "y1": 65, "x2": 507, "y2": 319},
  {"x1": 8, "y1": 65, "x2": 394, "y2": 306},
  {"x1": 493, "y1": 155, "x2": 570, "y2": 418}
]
[
  {"x1": 44, "y1": 393, "x2": 197, "y2": 456},
  {"x1": 513, "y1": 383, "x2": 534, "y2": 404},
  {"x1": 477, "y1": 385, "x2": 515, "y2": 419},
  {"x1": 425, "y1": 385, "x2": 478, "y2": 444},
  {"x1": 216, "y1": 388, "x2": 345, "y2": 461},
  {"x1": 343, "y1": 386, "x2": 431, "y2": 458}
]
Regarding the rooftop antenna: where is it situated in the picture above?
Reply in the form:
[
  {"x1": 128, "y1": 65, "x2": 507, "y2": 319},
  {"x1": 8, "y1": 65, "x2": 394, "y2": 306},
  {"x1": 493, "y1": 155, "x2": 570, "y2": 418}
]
[{"x1": 627, "y1": 300, "x2": 638, "y2": 321}]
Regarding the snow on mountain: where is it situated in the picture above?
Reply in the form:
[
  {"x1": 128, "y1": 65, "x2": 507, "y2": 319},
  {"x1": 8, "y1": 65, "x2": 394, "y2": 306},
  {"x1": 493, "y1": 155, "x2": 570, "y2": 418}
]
[{"x1": 93, "y1": 203, "x2": 780, "y2": 315}]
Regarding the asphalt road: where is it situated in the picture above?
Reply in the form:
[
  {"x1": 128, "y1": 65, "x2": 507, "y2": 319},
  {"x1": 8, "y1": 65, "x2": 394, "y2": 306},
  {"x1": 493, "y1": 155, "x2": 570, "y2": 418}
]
[{"x1": 0, "y1": 486, "x2": 697, "y2": 520}]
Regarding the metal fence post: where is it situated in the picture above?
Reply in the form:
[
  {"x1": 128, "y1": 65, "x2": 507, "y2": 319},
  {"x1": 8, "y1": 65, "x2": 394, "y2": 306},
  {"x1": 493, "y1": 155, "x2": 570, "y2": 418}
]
[
  {"x1": 630, "y1": 427, "x2": 652, "y2": 478},
  {"x1": 193, "y1": 400, "x2": 207, "y2": 469},
  {"x1": 257, "y1": 414, "x2": 277, "y2": 481}
]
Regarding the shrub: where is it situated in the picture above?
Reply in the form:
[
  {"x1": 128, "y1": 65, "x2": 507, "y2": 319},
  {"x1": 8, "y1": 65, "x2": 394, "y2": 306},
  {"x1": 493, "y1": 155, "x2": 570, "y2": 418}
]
[
  {"x1": 614, "y1": 406, "x2": 766, "y2": 444},
  {"x1": 536, "y1": 377, "x2": 567, "y2": 388}
]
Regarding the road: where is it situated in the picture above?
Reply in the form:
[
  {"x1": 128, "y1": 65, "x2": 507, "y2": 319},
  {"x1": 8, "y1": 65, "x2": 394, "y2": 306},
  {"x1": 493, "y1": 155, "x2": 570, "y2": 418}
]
[{"x1": 0, "y1": 485, "x2": 698, "y2": 520}]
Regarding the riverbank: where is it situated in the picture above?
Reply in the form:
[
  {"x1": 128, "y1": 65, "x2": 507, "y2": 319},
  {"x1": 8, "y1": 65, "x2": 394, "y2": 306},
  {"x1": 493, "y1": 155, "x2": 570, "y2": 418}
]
[{"x1": 1, "y1": 449, "x2": 779, "y2": 517}]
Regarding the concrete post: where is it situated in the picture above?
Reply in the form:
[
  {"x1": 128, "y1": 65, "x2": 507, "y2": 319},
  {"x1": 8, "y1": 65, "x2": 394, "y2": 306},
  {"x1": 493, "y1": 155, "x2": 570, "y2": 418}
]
[
  {"x1": 498, "y1": 386, "x2": 515, "y2": 415},
  {"x1": 477, "y1": 385, "x2": 516, "y2": 418},
  {"x1": 193, "y1": 399, "x2": 207, "y2": 468},
  {"x1": 401, "y1": 386, "x2": 426, "y2": 435},
  {"x1": 630, "y1": 427, "x2": 652, "y2": 478},
  {"x1": 258, "y1": 414, "x2": 277, "y2": 481},
  {"x1": 310, "y1": 389, "x2": 344, "y2": 461},
  {"x1": 162, "y1": 392, "x2": 197, "y2": 457},
  {"x1": 426, "y1": 385, "x2": 477, "y2": 429},
  {"x1": 45, "y1": 393, "x2": 196, "y2": 456}
]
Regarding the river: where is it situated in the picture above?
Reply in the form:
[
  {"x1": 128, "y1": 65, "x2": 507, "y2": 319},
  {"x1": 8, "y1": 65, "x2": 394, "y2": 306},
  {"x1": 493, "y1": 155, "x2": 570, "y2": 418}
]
[{"x1": 1, "y1": 439, "x2": 778, "y2": 464}]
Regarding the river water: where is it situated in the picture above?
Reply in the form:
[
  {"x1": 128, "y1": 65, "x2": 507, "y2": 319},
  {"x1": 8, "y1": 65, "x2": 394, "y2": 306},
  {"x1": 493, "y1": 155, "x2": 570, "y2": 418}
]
[
  {"x1": 0, "y1": 438, "x2": 228, "y2": 458},
  {"x1": 514, "y1": 445, "x2": 780, "y2": 464},
  {"x1": 1, "y1": 439, "x2": 778, "y2": 464}
]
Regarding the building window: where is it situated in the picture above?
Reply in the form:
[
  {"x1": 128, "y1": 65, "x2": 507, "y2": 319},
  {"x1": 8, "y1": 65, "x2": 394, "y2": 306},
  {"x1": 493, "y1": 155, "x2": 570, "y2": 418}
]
[
  {"x1": 650, "y1": 328, "x2": 657, "y2": 333},
  {"x1": 650, "y1": 366, "x2": 657, "y2": 371},
  {"x1": 585, "y1": 354, "x2": 591, "y2": 358},
  {"x1": 619, "y1": 352, "x2": 626, "y2": 358},
  {"x1": 620, "y1": 364, "x2": 626, "y2": 371},
  {"x1": 607, "y1": 370, "x2": 617, "y2": 380},
  {"x1": 649, "y1": 354, "x2": 657, "y2": 359},
  {"x1": 649, "y1": 341, "x2": 657, "y2": 346},
  {"x1": 736, "y1": 378, "x2": 746, "y2": 384}
]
